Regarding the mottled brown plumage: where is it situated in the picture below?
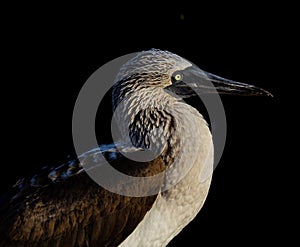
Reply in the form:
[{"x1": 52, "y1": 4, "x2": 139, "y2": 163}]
[{"x1": 0, "y1": 154, "x2": 166, "y2": 247}]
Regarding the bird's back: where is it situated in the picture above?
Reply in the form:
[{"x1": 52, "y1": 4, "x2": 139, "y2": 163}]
[{"x1": 0, "y1": 151, "x2": 166, "y2": 247}]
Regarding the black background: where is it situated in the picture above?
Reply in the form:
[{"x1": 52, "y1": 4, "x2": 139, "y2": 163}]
[{"x1": 1, "y1": 3, "x2": 288, "y2": 246}]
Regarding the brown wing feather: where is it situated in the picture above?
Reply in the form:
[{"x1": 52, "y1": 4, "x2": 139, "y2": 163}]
[{"x1": 0, "y1": 155, "x2": 165, "y2": 247}]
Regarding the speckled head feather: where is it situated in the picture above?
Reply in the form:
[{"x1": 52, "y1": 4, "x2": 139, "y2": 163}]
[
  {"x1": 112, "y1": 49, "x2": 192, "y2": 109},
  {"x1": 114, "y1": 49, "x2": 192, "y2": 84}
]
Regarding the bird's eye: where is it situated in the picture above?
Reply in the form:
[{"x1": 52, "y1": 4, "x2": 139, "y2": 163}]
[
  {"x1": 173, "y1": 73, "x2": 182, "y2": 81},
  {"x1": 175, "y1": 74, "x2": 182, "y2": 81}
]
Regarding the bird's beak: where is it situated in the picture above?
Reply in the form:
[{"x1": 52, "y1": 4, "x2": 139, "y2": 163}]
[
  {"x1": 178, "y1": 66, "x2": 273, "y2": 97},
  {"x1": 204, "y1": 71, "x2": 272, "y2": 96}
]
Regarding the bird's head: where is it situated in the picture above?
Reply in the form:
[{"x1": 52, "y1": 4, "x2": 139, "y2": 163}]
[{"x1": 112, "y1": 48, "x2": 272, "y2": 109}]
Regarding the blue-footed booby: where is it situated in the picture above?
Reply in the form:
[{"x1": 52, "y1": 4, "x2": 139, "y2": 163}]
[{"x1": 0, "y1": 49, "x2": 271, "y2": 247}]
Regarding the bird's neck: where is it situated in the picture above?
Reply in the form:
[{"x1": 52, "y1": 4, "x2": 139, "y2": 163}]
[
  {"x1": 120, "y1": 99, "x2": 214, "y2": 247},
  {"x1": 113, "y1": 88, "x2": 179, "y2": 163}
]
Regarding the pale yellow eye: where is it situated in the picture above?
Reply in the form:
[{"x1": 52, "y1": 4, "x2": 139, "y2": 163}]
[{"x1": 174, "y1": 74, "x2": 182, "y2": 81}]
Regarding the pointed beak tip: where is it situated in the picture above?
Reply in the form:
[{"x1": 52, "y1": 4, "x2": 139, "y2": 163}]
[
  {"x1": 265, "y1": 91, "x2": 274, "y2": 98},
  {"x1": 255, "y1": 87, "x2": 273, "y2": 98}
]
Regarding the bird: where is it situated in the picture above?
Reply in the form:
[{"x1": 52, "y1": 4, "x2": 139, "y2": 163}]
[{"x1": 0, "y1": 49, "x2": 271, "y2": 247}]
